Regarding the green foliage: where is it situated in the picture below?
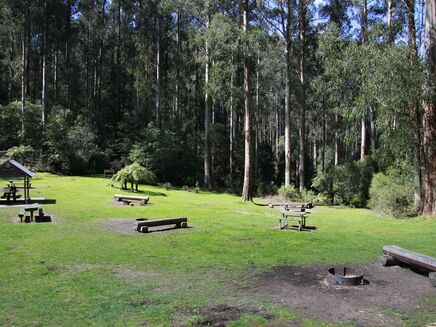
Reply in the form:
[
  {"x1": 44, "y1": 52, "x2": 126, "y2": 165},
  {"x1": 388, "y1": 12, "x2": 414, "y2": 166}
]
[
  {"x1": 369, "y1": 168, "x2": 417, "y2": 218},
  {"x1": 112, "y1": 162, "x2": 156, "y2": 191},
  {"x1": 129, "y1": 124, "x2": 201, "y2": 186},
  {"x1": 43, "y1": 110, "x2": 103, "y2": 174},
  {"x1": 278, "y1": 185, "x2": 301, "y2": 201},
  {"x1": 312, "y1": 159, "x2": 373, "y2": 207},
  {"x1": 5, "y1": 145, "x2": 36, "y2": 166},
  {"x1": 300, "y1": 189, "x2": 329, "y2": 206},
  {"x1": 0, "y1": 102, "x2": 21, "y2": 150},
  {"x1": 256, "y1": 181, "x2": 278, "y2": 196}
]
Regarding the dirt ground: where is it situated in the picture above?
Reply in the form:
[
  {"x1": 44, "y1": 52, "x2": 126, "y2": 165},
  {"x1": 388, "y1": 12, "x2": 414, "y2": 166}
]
[
  {"x1": 243, "y1": 263, "x2": 435, "y2": 326},
  {"x1": 102, "y1": 218, "x2": 434, "y2": 326}
]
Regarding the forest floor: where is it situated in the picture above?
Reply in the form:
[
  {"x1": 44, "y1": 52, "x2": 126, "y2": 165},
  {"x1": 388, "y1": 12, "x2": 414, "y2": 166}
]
[{"x1": 0, "y1": 174, "x2": 435, "y2": 327}]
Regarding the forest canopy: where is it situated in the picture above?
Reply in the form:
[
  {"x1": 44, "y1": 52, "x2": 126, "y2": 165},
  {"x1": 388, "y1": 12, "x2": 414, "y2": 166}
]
[{"x1": 0, "y1": 0, "x2": 435, "y2": 215}]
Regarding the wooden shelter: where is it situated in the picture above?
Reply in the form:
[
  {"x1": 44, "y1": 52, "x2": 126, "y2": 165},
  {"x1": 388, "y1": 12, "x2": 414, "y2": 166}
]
[{"x1": 0, "y1": 159, "x2": 35, "y2": 203}]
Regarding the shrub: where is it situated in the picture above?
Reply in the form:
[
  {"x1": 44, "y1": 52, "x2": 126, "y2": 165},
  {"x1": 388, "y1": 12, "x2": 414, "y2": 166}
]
[
  {"x1": 300, "y1": 189, "x2": 329, "y2": 206},
  {"x1": 312, "y1": 158, "x2": 373, "y2": 207},
  {"x1": 369, "y1": 169, "x2": 416, "y2": 217},
  {"x1": 6, "y1": 145, "x2": 36, "y2": 166},
  {"x1": 112, "y1": 162, "x2": 156, "y2": 191},
  {"x1": 278, "y1": 185, "x2": 301, "y2": 201},
  {"x1": 256, "y1": 181, "x2": 278, "y2": 196}
]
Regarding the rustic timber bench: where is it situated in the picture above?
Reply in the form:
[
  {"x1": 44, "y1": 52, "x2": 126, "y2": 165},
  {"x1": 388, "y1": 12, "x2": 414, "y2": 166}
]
[
  {"x1": 381, "y1": 245, "x2": 436, "y2": 286},
  {"x1": 279, "y1": 209, "x2": 308, "y2": 231},
  {"x1": 114, "y1": 194, "x2": 149, "y2": 205},
  {"x1": 269, "y1": 202, "x2": 314, "y2": 209},
  {"x1": 133, "y1": 217, "x2": 188, "y2": 233}
]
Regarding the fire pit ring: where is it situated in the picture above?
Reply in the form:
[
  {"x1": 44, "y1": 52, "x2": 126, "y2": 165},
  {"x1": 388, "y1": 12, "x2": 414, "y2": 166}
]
[{"x1": 326, "y1": 267, "x2": 364, "y2": 286}]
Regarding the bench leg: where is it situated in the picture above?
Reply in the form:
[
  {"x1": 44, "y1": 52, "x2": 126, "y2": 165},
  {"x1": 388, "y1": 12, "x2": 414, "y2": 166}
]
[
  {"x1": 380, "y1": 254, "x2": 398, "y2": 266},
  {"x1": 430, "y1": 272, "x2": 436, "y2": 287}
]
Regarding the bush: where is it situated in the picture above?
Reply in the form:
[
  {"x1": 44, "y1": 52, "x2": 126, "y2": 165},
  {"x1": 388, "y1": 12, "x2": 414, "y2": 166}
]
[
  {"x1": 6, "y1": 145, "x2": 36, "y2": 166},
  {"x1": 300, "y1": 189, "x2": 329, "y2": 206},
  {"x1": 369, "y1": 169, "x2": 416, "y2": 217},
  {"x1": 112, "y1": 162, "x2": 156, "y2": 191},
  {"x1": 278, "y1": 185, "x2": 301, "y2": 201},
  {"x1": 312, "y1": 158, "x2": 373, "y2": 207},
  {"x1": 256, "y1": 181, "x2": 278, "y2": 196}
]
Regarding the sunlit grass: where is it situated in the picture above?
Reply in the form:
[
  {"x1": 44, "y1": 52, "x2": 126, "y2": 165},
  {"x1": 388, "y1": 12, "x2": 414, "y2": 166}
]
[{"x1": 0, "y1": 174, "x2": 434, "y2": 326}]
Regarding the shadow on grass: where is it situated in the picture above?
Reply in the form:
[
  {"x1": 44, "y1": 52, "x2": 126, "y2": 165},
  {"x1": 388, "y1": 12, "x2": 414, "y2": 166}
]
[
  {"x1": 143, "y1": 225, "x2": 194, "y2": 234},
  {"x1": 252, "y1": 200, "x2": 269, "y2": 207},
  {"x1": 109, "y1": 187, "x2": 167, "y2": 197}
]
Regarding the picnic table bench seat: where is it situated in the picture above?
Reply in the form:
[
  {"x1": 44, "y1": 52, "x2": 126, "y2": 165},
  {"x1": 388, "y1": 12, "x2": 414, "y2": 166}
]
[{"x1": 134, "y1": 217, "x2": 188, "y2": 233}]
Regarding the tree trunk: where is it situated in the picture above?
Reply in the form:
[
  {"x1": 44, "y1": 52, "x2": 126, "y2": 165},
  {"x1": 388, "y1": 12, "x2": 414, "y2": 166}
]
[
  {"x1": 41, "y1": 0, "x2": 48, "y2": 124},
  {"x1": 229, "y1": 55, "x2": 235, "y2": 180},
  {"x1": 255, "y1": 50, "x2": 260, "y2": 181},
  {"x1": 422, "y1": 0, "x2": 436, "y2": 215},
  {"x1": 175, "y1": 8, "x2": 180, "y2": 119},
  {"x1": 313, "y1": 132, "x2": 317, "y2": 172},
  {"x1": 155, "y1": 14, "x2": 161, "y2": 128},
  {"x1": 334, "y1": 114, "x2": 340, "y2": 166},
  {"x1": 299, "y1": 0, "x2": 307, "y2": 191},
  {"x1": 284, "y1": 0, "x2": 293, "y2": 187},
  {"x1": 204, "y1": 15, "x2": 212, "y2": 189},
  {"x1": 387, "y1": 0, "x2": 394, "y2": 43},
  {"x1": 8, "y1": 35, "x2": 14, "y2": 103},
  {"x1": 406, "y1": 0, "x2": 423, "y2": 207},
  {"x1": 242, "y1": 0, "x2": 253, "y2": 201},
  {"x1": 21, "y1": 0, "x2": 30, "y2": 134},
  {"x1": 360, "y1": 0, "x2": 369, "y2": 160}
]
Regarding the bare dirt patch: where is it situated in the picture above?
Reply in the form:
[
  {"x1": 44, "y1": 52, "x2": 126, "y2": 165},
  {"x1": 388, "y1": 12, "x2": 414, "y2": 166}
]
[
  {"x1": 102, "y1": 218, "x2": 192, "y2": 235},
  {"x1": 10, "y1": 215, "x2": 58, "y2": 224},
  {"x1": 183, "y1": 304, "x2": 271, "y2": 327},
  {"x1": 108, "y1": 200, "x2": 150, "y2": 207},
  {"x1": 244, "y1": 263, "x2": 435, "y2": 326}
]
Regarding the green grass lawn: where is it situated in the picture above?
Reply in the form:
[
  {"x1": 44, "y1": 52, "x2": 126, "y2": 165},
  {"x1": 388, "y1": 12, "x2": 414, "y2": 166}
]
[{"x1": 0, "y1": 174, "x2": 435, "y2": 326}]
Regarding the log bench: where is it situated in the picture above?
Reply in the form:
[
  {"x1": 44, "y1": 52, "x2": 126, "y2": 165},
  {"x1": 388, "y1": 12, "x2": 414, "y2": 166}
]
[
  {"x1": 381, "y1": 245, "x2": 436, "y2": 286},
  {"x1": 279, "y1": 210, "x2": 308, "y2": 231},
  {"x1": 114, "y1": 194, "x2": 149, "y2": 205},
  {"x1": 269, "y1": 202, "x2": 314, "y2": 209},
  {"x1": 134, "y1": 217, "x2": 188, "y2": 233}
]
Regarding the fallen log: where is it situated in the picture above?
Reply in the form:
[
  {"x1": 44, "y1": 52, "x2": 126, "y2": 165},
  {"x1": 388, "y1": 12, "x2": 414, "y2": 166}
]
[{"x1": 134, "y1": 217, "x2": 188, "y2": 232}]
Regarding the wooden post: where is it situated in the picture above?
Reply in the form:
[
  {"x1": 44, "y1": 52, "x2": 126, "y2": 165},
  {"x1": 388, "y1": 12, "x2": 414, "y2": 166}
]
[
  {"x1": 430, "y1": 272, "x2": 436, "y2": 287},
  {"x1": 380, "y1": 254, "x2": 398, "y2": 266},
  {"x1": 24, "y1": 176, "x2": 28, "y2": 204}
]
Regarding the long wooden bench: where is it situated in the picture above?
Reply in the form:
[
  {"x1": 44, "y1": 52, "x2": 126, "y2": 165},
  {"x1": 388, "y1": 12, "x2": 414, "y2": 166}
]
[
  {"x1": 134, "y1": 217, "x2": 188, "y2": 233},
  {"x1": 114, "y1": 194, "x2": 149, "y2": 205},
  {"x1": 269, "y1": 202, "x2": 314, "y2": 209},
  {"x1": 381, "y1": 245, "x2": 436, "y2": 286}
]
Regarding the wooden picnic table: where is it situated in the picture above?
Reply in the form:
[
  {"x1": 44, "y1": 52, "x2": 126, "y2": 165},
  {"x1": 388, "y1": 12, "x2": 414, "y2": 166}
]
[
  {"x1": 1, "y1": 187, "x2": 20, "y2": 202},
  {"x1": 280, "y1": 209, "x2": 309, "y2": 231},
  {"x1": 18, "y1": 204, "x2": 40, "y2": 223}
]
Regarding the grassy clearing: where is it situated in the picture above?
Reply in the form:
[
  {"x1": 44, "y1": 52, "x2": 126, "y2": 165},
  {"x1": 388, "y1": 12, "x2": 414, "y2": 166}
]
[{"x1": 0, "y1": 174, "x2": 435, "y2": 326}]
